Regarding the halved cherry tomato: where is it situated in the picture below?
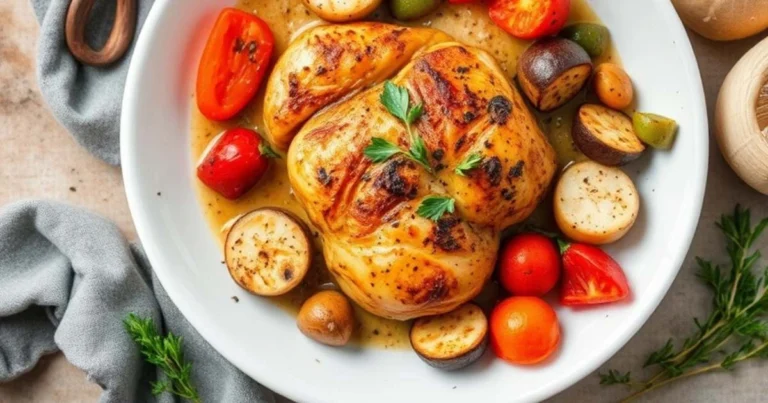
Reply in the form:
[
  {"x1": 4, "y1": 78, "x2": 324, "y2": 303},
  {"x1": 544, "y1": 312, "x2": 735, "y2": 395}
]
[
  {"x1": 196, "y1": 8, "x2": 274, "y2": 121},
  {"x1": 498, "y1": 233, "x2": 561, "y2": 297},
  {"x1": 197, "y1": 128, "x2": 277, "y2": 199},
  {"x1": 488, "y1": 0, "x2": 571, "y2": 40},
  {"x1": 559, "y1": 241, "x2": 630, "y2": 306},
  {"x1": 490, "y1": 296, "x2": 560, "y2": 365}
]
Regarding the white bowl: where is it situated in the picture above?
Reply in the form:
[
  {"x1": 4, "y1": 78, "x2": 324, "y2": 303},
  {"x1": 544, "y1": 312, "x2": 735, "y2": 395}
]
[{"x1": 121, "y1": 1, "x2": 708, "y2": 402}]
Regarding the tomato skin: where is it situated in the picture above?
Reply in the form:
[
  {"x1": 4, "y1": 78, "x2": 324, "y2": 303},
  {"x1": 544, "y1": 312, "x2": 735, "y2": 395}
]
[
  {"x1": 560, "y1": 242, "x2": 631, "y2": 306},
  {"x1": 196, "y1": 8, "x2": 274, "y2": 121},
  {"x1": 490, "y1": 296, "x2": 560, "y2": 365},
  {"x1": 498, "y1": 233, "x2": 560, "y2": 297},
  {"x1": 488, "y1": 0, "x2": 571, "y2": 40},
  {"x1": 197, "y1": 128, "x2": 270, "y2": 200}
]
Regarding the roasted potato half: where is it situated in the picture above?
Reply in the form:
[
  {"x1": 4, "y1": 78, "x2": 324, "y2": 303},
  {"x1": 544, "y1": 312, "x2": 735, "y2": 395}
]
[
  {"x1": 410, "y1": 303, "x2": 489, "y2": 371},
  {"x1": 302, "y1": 0, "x2": 382, "y2": 22},
  {"x1": 572, "y1": 104, "x2": 645, "y2": 166},
  {"x1": 517, "y1": 37, "x2": 593, "y2": 112},
  {"x1": 225, "y1": 208, "x2": 313, "y2": 296}
]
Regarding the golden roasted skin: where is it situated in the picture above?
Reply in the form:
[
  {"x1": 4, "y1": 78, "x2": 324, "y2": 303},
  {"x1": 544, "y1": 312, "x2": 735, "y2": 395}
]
[
  {"x1": 287, "y1": 36, "x2": 557, "y2": 320},
  {"x1": 263, "y1": 23, "x2": 451, "y2": 150}
]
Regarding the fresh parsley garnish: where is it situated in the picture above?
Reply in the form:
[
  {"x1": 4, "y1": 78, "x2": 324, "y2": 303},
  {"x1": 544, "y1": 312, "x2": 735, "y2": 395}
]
[
  {"x1": 259, "y1": 141, "x2": 281, "y2": 159},
  {"x1": 364, "y1": 81, "x2": 431, "y2": 173},
  {"x1": 599, "y1": 206, "x2": 768, "y2": 401},
  {"x1": 417, "y1": 195, "x2": 456, "y2": 221},
  {"x1": 124, "y1": 314, "x2": 201, "y2": 403},
  {"x1": 454, "y1": 153, "x2": 483, "y2": 176},
  {"x1": 364, "y1": 137, "x2": 402, "y2": 163}
]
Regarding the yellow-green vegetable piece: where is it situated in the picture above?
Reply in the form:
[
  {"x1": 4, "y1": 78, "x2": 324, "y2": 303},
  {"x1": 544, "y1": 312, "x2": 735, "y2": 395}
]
[
  {"x1": 390, "y1": 0, "x2": 441, "y2": 21},
  {"x1": 560, "y1": 23, "x2": 610, "y2": 58},
  {"x1": 633, "y1": 112, "x2": 679, "y2": 149}
]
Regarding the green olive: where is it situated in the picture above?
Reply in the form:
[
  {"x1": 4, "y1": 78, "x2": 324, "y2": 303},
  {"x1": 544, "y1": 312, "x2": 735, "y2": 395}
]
[
  {"x1": 390, "y1": 0, "x2": 441, "y2": 21},
  {"x1": 633, "y1": 112, "x2": 679, "y2": 149},
  {"x1": 560, "y1": 23, "x2": 610, "y2": 58}
]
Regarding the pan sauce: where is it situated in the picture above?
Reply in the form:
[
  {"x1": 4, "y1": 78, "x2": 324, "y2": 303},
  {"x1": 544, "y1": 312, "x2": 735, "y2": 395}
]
[{"x1": 191, "y1": 0, "x2": 619, "y2": 349}]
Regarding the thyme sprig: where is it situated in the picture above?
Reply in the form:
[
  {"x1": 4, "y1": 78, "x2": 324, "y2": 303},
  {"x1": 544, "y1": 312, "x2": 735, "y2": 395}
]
[
  {"x1": 600, "y1": 206, "x2": 768, "y2": 402},
  {"x1": 124, "y1": 314, "x2": 202, "y2": 403}
]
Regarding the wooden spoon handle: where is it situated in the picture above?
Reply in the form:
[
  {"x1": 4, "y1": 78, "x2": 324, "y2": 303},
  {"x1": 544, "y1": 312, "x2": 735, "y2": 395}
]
[{"x1": 65, "y1": 0, "x2": 137, "y2": 67}]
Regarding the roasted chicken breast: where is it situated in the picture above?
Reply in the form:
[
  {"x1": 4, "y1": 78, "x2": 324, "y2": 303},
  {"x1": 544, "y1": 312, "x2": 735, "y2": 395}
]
[
  {"x1": 263, "y1": 23, "x2": 451, "y2": 150},
  {"x1": 284, "y1": 25, "x2": 556, "y2": 320}
]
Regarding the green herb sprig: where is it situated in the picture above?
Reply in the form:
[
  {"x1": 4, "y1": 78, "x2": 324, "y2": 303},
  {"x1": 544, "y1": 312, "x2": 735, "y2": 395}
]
[
  {"x1": 124, "y1": 314, "x2": 202, "y2": 403},
  {"x1": 416, "y1": 196, "x2": 455, "y2": 222},
  {"x1": 454, "y1": 153, "x2": 483, "y2": 176},
  {"x1": 364, "y1": 81, "x2": 457, "y2": 221},
  {"x1": 600, "y1": 206, "x2": 768, "y2": 402},
  {"x1": 364, "y1": 81, "x2": 432, "y2": 173}
]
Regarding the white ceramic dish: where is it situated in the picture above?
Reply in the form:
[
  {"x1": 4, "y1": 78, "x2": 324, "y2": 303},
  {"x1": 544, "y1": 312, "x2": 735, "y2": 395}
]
[{"x1": 121, "y1": 1, "x2": 708, "y2": 402}]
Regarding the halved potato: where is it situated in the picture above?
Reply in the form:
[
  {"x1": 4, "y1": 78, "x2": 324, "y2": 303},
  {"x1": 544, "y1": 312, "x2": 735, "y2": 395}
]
[
  {"x1": 517, "y1": 37, "x2": 593, "y2": 112},
  {"x1": 573, "y1": 104, "x2": 645, "y2": 166},
  {"x1": 554, "y1": 160, "x2": 640, "y2": 245},
  {"x1": 225, "y1": 208, "x2": 312, "y2": 296},
  {"x1": 302, "y1": 0, "x2": 382, "y2": 22},
  {"x1": 410, "y1": 303, "x2": 488, "y2": 371}
]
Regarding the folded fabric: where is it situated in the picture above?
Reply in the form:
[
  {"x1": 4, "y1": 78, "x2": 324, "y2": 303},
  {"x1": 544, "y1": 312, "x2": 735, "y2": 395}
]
[
  {"x1": 30, "y1": 0, "x2": 154, "y2": 165},
  {"x1": 0, "y1": 200, "x2": 274, "y2": 403}
]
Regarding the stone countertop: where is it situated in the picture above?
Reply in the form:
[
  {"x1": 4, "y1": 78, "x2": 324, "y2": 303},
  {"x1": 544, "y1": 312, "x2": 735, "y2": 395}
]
[{"x1": 1, "y1": 1, "x2": 767, "y2": 402}]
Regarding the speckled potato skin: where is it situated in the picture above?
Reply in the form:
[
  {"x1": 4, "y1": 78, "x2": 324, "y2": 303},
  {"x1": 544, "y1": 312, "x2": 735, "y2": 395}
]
[
  {"x1": 517, "y1": 37, "x2": 593, "y2": 112},
  {"x1": 572, "y1": 104, "x2": 644, "y2": 166},
  {"x1": 302, "y1": 0, "x2": 382, "y2": 22},
  {"x1": 263, "y1": 23, "x2": 452, "y2": 150},
  {"x1": 287, "y1": 32, "x2": 557, "y2": 320}
]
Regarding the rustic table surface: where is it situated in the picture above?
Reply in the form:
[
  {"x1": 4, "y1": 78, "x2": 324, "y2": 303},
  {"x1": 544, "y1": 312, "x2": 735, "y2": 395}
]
[{"x1": 1, "y1": 1, "x2": 767, "y2": 402}]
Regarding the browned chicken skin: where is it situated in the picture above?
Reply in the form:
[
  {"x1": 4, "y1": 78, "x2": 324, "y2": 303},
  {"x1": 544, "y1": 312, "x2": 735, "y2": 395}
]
[
  {"x1": 264, "y1": 23, "x2": 451, "y2": 150},
  {"x1": 277, "y1": 24, "x2": 556, "y2": 320}
]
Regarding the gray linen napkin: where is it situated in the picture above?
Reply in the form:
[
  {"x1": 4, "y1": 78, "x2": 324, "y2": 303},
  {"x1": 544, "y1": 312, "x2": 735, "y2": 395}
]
[
  {"x1": 30, "y1": 0, "x2": 154, "y2": 165},
  {"x1": 0, "y1": 200, "x2": 274, "y2": 403}
]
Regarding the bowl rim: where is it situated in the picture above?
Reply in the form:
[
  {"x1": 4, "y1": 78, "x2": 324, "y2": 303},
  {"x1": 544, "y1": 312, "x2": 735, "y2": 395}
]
[{"x1": 121, "y1": 1, "x2": 709, "y2": 401}]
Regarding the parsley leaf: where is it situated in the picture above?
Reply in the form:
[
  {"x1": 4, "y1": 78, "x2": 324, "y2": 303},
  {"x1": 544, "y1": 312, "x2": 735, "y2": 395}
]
[
  {"x1": 364, "y1": 138, "x2": 403, "y2": 163},
  {"x1": 454, "y1": 153, "x2": 483, "y2": 176},
  {"x1": 380, "y1": 81, "x2": 409, "y2": 121},
  {"x1": 366, "y1": 81, "x2": 432, "y2": 173},
  {"x1": 406, "y1": 103, "x2": 424, "y2": 124},
  {"x1": 417, "y1": 196, "x2": 455, "y2": 221},
  {"x1": 259, "y1": 142, "x2": 281, "y2": 159},
  {"x1": 408, "y1": 134, "x2": 430, "y2": 170}
]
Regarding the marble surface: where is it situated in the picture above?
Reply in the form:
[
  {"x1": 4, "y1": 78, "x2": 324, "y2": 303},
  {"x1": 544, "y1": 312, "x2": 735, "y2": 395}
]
[{"x1": 1, "y1": 0, "x2": 767, "y2": 401}]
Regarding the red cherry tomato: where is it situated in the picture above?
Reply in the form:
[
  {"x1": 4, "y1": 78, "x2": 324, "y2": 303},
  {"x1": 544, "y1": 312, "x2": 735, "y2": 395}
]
[
  {"x1": 448, "y1": 0, "x2": 478, "y2": 3},
  {"x1": 498, "y1": 233, "x2": 561, "y2": 297},
  {"x1": 196, "y1": 8, "x2": 275, "y2": 121},
  {"x1": 488, "y1": 0, "x2": 571, "y2": 40},
  {"x1": 197, "y1": 128, "x2": 272, "y2": 199},
  {"x1": 490, "y1": 296, "x2": 560, "y2": 365},
  {"x1": 559, "y1": 241, "x2": 630, "y2": 306}
]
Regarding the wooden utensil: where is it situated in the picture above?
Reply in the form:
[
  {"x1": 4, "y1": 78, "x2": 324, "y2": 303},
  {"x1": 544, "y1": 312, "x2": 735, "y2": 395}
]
[
  {"x1": 65, "y1": 0, "x2": 137, "y2": 67},
  {"x1": 715, "y1": 37, "x2": 768, "y2": 194}
]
